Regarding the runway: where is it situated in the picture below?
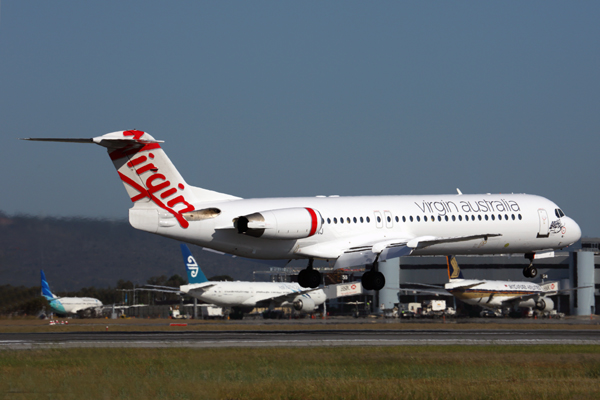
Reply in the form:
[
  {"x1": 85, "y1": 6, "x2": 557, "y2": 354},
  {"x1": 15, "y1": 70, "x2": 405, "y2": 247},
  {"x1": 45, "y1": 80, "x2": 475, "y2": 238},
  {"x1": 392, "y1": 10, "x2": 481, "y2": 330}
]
[{"x1": 2, "y1": 329, "x2": 600, "y2": 349}]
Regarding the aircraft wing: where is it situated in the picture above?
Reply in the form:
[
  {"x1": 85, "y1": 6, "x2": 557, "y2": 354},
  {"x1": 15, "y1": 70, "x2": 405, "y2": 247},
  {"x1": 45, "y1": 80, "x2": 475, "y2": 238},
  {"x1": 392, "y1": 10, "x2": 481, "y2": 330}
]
[
  {"x1": 137, "y1": 287, "x2": 183, "y2": 294},
  {"x1": 400, "y1": 287, "x2": 453, "y2": 297},
  {"x1": 446, "y1": 282, "x2": 486, "y2": 291},
  {"x1": 251, "y1": 288, "x2": 322, "y2": 306},
  {"x1": 299, "y1": 233, "x2": 502, "y2": 269},
  {"x1": 550, "y1": 286, "x2": 593, "y2": 295},
  {"x1": 184, "y1": 283, "x2": 218, "y2": 296}
]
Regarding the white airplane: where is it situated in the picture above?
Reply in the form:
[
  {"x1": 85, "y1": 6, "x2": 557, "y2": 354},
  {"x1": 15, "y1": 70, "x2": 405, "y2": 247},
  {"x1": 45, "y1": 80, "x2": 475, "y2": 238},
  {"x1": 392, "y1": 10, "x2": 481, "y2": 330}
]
[
  {"x1": 41, "y1": 270, "x2": 103, "y2": 318},
  {"x1": 443, "y1": 255, "x2": 563, "y2": 314},
  {"x1": 146, "y1": 244, "x2": 326, "y2": 316},
  {"x1": 25, "y1": 130, "x2": 582, "y2": 290}
]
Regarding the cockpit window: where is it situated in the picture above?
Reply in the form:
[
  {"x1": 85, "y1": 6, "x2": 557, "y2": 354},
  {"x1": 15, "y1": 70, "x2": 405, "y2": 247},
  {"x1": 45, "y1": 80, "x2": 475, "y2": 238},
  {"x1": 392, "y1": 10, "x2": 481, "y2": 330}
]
[{"x1": 555, "y1": 208, "x2": 565, "y2": 218}]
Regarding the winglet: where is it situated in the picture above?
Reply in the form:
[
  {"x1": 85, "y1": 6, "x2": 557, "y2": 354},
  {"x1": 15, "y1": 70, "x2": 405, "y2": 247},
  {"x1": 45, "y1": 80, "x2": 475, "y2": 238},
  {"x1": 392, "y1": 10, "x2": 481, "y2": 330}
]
[
  {"x1": 447, "y1": 256, "x2": 464, "y2": 280},
  {"x1": 180, "y1": 244, "x2": 208, "y2": 284},
  {"x1": 40, "y1": 270, "x2": 56, "y2": 299}
]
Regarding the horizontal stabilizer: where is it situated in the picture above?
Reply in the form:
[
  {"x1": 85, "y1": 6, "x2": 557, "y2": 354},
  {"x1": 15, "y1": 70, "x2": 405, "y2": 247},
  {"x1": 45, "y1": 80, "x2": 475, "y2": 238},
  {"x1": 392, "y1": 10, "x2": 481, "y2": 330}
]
[{"x1": 22, "y1": 138, "x2": 95, "y2": 144}]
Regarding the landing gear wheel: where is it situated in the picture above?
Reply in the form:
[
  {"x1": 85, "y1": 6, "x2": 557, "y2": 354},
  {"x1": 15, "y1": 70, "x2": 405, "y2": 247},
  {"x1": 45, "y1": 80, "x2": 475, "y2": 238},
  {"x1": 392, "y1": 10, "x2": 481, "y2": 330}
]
[
  {"x1": 298, "y1": 269, "x2": 309, "y2": 287},
  {"x1": 361, "y1": 271, "x2": 385, "y2": 291},
  {"x1": 523, "y1": 265, "x2": 538, "y2": 278},
  {"x1": 306, "y1": 269, "x2": 321, "y2": 288},
  {"x1": 298, "y1": 260, "x2": 321, "y2": 288},
  {"x1": 371, "y1": 271, "x2": 385, "y2": 291},
  {"x1": 361, "y1": 271, "x2": 374, "y2": 291}
]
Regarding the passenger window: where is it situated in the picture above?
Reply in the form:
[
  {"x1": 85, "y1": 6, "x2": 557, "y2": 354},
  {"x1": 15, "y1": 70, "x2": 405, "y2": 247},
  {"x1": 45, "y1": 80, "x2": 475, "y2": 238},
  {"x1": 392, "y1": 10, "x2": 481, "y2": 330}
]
[
  {"x1": 424, "y1": 216, "x2": 428, "y2": 222},
  {"x1": 402, "y1": 216, "x2": 406, "y2": 222},
  {"x1": 377, "y1": 216, "x2": 381, "y2": 223},
  {"x1": 431, "y1": 215, "x2": 435, "y2": 222},
  {"x1": 518, "y1": 214, "x2": 522, "y2": 220},
  {"x1": 512, "y1": 214, "x2": 515, "y2": 220},
  {"x1": 395, "y1": 216, "x2": 399, "y2": 223},
  {"x1": 417, "y1": 216, "x2": 421, "y2": 222},
  {"x1": 505, "y1": 214, "x2": 508, "y2": 220},
  {"x1": 333, "y1": 218, "x2": 337, "y2": 224},
  {"x1": 438, "y1": 216, "x2": 442, "y2": 222},
  {"x1": 387, "y1": 216, "x2": 391, "y2": 223},
  {"x1": 445, "y1": 215, "x2": 448, "y2": 221},
  {"x1": 409, "y1": 216, "x2": 413, "y2": 222},
  {"x1": 458, "y1": 215, "x2": 462, "y2": 221},
  {"x1": 367, "y1": 216, "x2": 371, "y2": 223},
  {"x1": 360, "y1": 217, "x2": 364, "y2": 223},
  {"x1": 340, "y1": 218, "x2": 344, "y2": 224},
  {"x1": 491, "y1": 215, "x2": 495, "y2": 220},
  {"x1": 347, "y1": 217, "x2": 351, "y2": 224},
  {"x1": 471, "y1": 215, "x2": 475, "y2": 221},
  {"x1": 478, "y1": 215, "x2": 482, "y2": 221},
  {"x1": 452, "y1": 215, "x2": 456, "y2": 221},
  {"x1": 485, "y1": 215, "x2": 489, "y2": 220},
  {"x1": 327, "y1": 218, "x2": 331, "y2": 224}
]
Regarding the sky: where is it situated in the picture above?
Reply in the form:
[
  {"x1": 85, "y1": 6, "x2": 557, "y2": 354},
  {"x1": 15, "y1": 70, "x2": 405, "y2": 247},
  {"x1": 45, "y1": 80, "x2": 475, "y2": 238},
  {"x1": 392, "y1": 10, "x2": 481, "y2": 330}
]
[{"x1": 1, "y1": 2, "x2": 599, "y2": 236}]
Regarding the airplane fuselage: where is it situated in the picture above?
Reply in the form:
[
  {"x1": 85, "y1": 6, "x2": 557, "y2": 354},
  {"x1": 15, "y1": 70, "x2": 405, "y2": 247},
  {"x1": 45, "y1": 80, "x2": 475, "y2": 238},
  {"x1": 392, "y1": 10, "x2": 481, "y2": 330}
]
[
  {"x1": 445, "y1": 279, "x2": 553, "y2": 310},
  {"x1": 150, "y1": 193, "x2": 579, "y2": 261},
  {"x1": 180, "y1": 281, "x2": 326, "y2": 309},
  {"x1": 48, "y1": 297, "x2": 103, "y2": 315}
]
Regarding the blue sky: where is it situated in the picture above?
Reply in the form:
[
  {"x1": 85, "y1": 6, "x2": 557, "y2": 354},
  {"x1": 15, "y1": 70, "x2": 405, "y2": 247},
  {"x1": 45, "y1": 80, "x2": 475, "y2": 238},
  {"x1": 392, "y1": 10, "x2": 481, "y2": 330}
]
[{"x1": 1, "y1": 2, "x2": 599, "y2": 236}]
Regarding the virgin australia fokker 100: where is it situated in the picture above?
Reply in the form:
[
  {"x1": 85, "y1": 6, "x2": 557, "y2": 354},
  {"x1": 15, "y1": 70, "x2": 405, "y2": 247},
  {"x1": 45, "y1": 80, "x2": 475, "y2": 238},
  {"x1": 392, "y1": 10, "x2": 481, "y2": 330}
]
[{"x1": 25, "y1": 130, "x2": 582, "y2": 290}]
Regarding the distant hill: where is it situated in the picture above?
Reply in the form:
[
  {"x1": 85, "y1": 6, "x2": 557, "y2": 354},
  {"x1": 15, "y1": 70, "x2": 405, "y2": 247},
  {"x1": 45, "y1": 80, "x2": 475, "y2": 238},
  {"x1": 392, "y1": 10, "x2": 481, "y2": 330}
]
[{"x1": 0, "y1": 212, "x2": 273, "y2": 291}]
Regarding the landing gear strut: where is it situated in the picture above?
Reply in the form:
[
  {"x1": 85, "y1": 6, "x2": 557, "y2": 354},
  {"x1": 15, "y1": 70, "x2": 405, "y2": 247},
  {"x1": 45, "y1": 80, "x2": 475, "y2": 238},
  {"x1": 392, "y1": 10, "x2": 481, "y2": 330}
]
[
  {"x1": 361, "y1": 261, "x2": 386, "y2": 291},
  {"x1": 298, "y1": 259, "x2": 321, "y2": 288},
  {"x1": 523, "y1": 253, "x2": 537, "y2": 278}
]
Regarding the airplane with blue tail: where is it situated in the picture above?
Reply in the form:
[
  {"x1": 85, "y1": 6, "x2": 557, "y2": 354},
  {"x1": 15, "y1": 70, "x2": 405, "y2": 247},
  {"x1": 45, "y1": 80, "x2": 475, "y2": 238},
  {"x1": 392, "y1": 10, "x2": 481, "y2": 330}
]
[
  {"x1": 41, "y1": 270, "x2": 103, "y2": 318},
  {"x1": 145, "y1": 244, "x2": 326, "y2": 316}
]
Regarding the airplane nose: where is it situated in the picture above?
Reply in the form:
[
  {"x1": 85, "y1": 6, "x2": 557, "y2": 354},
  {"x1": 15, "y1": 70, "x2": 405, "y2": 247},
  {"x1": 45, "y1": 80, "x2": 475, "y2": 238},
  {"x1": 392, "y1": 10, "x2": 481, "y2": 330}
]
[{"x1": 566, "y1": 217, "x2": 582, "y2": 243}]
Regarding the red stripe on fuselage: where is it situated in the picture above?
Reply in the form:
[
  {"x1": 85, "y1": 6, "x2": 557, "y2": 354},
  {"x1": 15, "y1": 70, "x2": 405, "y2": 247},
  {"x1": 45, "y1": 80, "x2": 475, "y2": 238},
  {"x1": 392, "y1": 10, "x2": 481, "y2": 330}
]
[{"x1": 306, "y1": 208, "x2": 318, "y2": 236}]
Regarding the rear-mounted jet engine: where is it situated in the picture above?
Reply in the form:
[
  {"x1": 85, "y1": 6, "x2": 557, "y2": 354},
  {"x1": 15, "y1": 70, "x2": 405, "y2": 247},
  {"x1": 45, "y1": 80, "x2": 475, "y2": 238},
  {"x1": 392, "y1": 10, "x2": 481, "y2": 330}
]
[{"x1": 235, "y1": 207, "x2": 322, "y2": 240}]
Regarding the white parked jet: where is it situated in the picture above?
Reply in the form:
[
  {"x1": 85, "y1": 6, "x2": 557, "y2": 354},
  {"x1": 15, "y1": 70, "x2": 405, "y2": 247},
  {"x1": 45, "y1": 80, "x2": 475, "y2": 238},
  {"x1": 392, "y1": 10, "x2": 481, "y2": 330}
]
[
  {"x1": 25, "y1": 130, "x2": 582, "y2": 290},
  {"x1": 41, "y1": 270, "x2": 103, "y2": 318},
  {"x1": 147, "y1": 244, "x2": 326, "y2": 316}
]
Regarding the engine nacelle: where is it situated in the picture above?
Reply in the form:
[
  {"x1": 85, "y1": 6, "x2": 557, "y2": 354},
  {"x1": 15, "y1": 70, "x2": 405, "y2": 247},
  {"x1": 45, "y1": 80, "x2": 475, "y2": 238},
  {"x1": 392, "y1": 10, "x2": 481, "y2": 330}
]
[
  {"x1": 293, "y1": 296, "x2": 316, "y2": 312},
  {"x1": 236, "y1": 207, "x2": 322, "y2": 240},
  {"x1": 535, "y1": 298, "x2": 554, "y2": 312}
]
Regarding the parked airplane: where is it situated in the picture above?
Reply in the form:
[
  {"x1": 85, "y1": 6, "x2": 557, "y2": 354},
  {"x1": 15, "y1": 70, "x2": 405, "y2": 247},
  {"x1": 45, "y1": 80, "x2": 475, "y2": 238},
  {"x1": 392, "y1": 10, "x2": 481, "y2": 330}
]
[
  {"x1": 41, "y1": 270, "x2": 103, "y2": 318},
  {"x1": 145, "y1": 244, "x2": 326, "y2": 317},
  {"x1": 443, "y1": 255, "x2": 566, "y2": 314},
  {"x1": 25, "y1": 130, "x2": 582, "y2": 290}
]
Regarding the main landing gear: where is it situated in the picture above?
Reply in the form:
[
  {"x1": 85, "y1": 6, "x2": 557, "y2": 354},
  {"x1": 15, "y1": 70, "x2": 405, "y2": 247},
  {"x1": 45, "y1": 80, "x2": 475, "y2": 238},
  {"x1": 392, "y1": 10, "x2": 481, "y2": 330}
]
[
  {"x1": 523, "y1": 253, "x2": 538, "y2": 278},
  {"x1": 298, "y1": 259, "x2": 321, "y2": 288},
  {"x1": 361, "y1": 261, "x2": 386, "y2": 291}
]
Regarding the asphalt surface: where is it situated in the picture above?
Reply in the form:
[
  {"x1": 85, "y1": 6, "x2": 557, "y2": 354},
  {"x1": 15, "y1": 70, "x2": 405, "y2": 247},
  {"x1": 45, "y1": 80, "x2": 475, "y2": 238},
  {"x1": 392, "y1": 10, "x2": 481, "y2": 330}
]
[{"x1": 2, "y1": 329, "x2": 600, "y2": 349}]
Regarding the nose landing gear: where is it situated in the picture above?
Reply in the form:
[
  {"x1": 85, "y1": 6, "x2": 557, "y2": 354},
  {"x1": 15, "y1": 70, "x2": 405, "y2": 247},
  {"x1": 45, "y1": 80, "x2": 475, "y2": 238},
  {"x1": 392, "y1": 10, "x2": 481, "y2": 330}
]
[
  {"x1": 523, "y1": 253, "x2": 538, "y2": 278},
  {"x1": 297, "y1": 259, "x2": 321, "y2": 288}
]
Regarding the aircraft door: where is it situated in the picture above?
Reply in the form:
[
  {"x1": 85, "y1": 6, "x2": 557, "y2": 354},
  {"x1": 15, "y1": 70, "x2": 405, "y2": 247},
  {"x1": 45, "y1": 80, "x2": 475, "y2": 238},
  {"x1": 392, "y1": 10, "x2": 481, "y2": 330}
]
[
  {"x1": 384, "y1": 211, "x2": 393, "y2": 228},
  {"x1": 537, "y1": 209, "x2": 549, "y2": 238},
  {"x1": 374, "y1": 211, "x2": 383, "y2": 228}
]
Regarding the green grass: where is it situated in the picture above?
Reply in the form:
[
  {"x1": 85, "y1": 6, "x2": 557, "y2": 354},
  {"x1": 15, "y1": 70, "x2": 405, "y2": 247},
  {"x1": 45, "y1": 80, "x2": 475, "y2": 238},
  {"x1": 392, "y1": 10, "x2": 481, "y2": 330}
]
[{"x1": 1, "y1": 345, "x2": 600, "y2": 399}]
